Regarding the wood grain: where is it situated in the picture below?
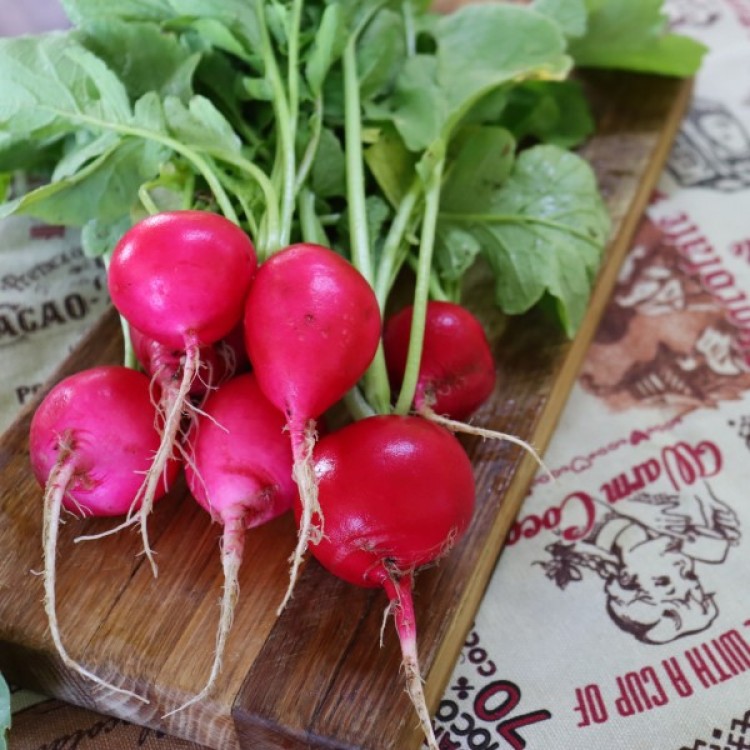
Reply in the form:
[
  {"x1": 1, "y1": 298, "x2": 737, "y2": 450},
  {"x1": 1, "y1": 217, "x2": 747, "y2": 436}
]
[{"x1": 0, "y1": 71, "x2": 691, "y2": 750}]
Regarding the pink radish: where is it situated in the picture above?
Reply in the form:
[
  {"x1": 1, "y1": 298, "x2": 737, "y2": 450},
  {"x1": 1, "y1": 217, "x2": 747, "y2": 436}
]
[
  {"x1": 107, "y1": 210, "x2": 257, "y2": 573},
  {"x1": 243, "y1": 243, "x2": 381, "y2": 610},
  {"x1": 384, "y1": 301, "x2": 551, "y2": 476},
  {"x1": 384, "y1": 301, "x2": 496, "y2": 420},
  {"x1": 130, "y1": 323, "x2": 248, "y2": 399},
  {"x1": 164, "y1": 373, "x2": 295, "y2": 716},
  {"x1": 301, "y1": 414, "x2": 475, "y2": 750},
  {"x1": 29, "y1": 365, "x2": 178, "y2": 701}
]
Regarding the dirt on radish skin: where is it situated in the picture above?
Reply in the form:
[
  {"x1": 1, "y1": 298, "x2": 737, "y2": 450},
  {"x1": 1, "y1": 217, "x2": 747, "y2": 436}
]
[
  {"x1": 300, "y1": 414, "x2": 475, "y2": 750},
  {"x1": 29, "y1": 365, "x2": 178, "y2": 702},
  {"x1": 243, "y1": 243, "x2": 381, "y2": 611},
  {"x1": 161, "y1": 373, "x2": 295, "y2": 716},
  {"x1": 383, "y1": 301, "x2": 496, "y2": 421},
  {"x1": 108, "y1": 210, "x2": 257, "y2": 574}
]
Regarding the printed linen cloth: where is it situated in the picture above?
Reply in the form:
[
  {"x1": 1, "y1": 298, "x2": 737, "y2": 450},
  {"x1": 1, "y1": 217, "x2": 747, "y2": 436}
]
[
  {"x1": 4, "y1": 1, "x2": 750, "y2": 749},
  {"x1": 432, "y1": 3, "x2": 750, "y2": 749}
]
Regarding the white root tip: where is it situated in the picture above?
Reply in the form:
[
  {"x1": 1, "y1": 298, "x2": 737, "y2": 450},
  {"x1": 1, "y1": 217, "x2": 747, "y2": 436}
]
[
  {"x1": 403, "y1": 652, "x2": 439, "y2": 750},
  {"x1": 137, "y1": 344, "x2": 201, "y2": 577},
  {"x1": 43, "y1": 456, "x2": 149, "y2": 705},
  {"x1": 278, "y1": 422, "x2": 321, "y2": 616},
  {"x1": 162, "y1": 518, "x2": 244, "y2": 718},
  {"x1": 421, "y1": 406, "x2": 555, "y2": 484}
]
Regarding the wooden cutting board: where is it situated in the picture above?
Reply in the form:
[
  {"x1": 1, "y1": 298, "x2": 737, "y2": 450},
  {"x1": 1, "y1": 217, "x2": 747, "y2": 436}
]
[{"x1": 0, "y1": 68, "x2": 692, "y2": 750}]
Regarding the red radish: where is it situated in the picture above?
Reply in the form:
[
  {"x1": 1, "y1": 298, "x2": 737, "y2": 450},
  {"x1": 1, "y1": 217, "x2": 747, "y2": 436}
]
[
  {"x1": 108, "y1": 210, "x2": 257, "y2": 573},
  {"x1": 130, "y1": 323, "x2": 248, "y2": 399},
  {"x1": 302, "y1": 414, "x2": 475, "y2": 750},
  {"x1": 164, "y1": 373, "x2": 295, "y2": 716},
  {"x1": 384, "y1": 301, "x2": 551, "y2": 476},
  {"x1": 243, "y1": 243, "x2": 381, "y2": 610},
  {"x1": 383, "y1": 301, "x2": 496, "y2": 420},
  {"x1": 29, "y1": 366, "x2": 177, "y2": 701}
]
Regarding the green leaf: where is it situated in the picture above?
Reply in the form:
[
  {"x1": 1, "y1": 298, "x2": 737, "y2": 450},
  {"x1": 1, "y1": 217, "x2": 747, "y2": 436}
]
[
  {"x1": 0, "y1": 137, "x2": 168, "y2": 225},
  {"x1": 0, "y1": 34, "x2": 132, "y2": 167},
  {"x1": 81, "y1": 214, "x2": 132, "y2": 256},
  {"x1": 311, "y1": 127, "x2": 346, "y2": 198},
  {"x1": 435, "y1": 4, "x2": 571, "y2": 124},
  {"x1": 500, "y1": 80, "x2": 595, "y2": 149},
  {"x1": 62, "y1": 0, "x2": 263, "y2": 55},
  {"x1": 569, "y1": 0, "x2": 706, "y2": 75},
  {"x1": 306, "y1": 4, "x2": 347, "y2": 96},
  {"x1": 373, "y1": 4, "x2": 571, "y2": 152},
  {"x1": 532, "y1": 0, "x2": 588, "y2": 38},
  {"x1": 74, "y1": 20, "x2": 200, "y2": 101},
  {"x1": 356, "y1": 9, "x2": 406, "y2": 100},
  {"x1": 438, "y1": 145, "x2": 610, "y2": 336},
  {"x1": 369, "y1": 54, "x2": 446, "y2": 152},
  {"x1": 163, "y1": 95, "x2": 241, "y2": 154},
  {"x1": 441, "y1": 126, "x2": 515, "y2": 214},
  {"x1": 364, "y1": 124, "x2": 417, "y2": 208}
]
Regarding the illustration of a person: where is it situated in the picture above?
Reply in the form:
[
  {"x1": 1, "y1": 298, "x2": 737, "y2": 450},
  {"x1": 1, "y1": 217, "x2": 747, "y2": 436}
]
[{"x1": 536, "y1": 485, "x2": 740, "y2": 644}]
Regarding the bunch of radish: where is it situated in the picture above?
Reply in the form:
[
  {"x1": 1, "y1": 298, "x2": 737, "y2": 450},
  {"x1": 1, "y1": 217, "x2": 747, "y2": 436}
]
[{"x1": 28, "y1": 205, "x2": 549, "y2": 743}]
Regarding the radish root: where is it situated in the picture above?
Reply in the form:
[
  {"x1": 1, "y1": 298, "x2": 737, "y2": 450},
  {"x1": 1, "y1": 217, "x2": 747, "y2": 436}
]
[
  {"x1": 163, "y1": 514, "x2": 244, "y2": 717},
  {"x1": 278, "y1": 420, "x2": 320, "y2": 614},
  {"x1": 384, "y1": 573, "x2": 438, "y2": 750},
  {"x1": 420, "y1": 405, "x2": 555, "y2": 483},
  {"x1": 135, "y1": 342, "x2": 200, "y2": 576},
  {"x1": 43, "y1": 450, "x2": 148, "y2": 704}
]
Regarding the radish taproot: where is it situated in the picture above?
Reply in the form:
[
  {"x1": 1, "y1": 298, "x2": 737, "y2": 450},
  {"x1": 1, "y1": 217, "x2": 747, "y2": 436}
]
[
  {"x1": 107, "y1": 210, "x2": 257, "y2": 574},
  {"x1": 384, "y1": 301, "x2": 551, "y2": 476},
  {"x1": 29, "y1": 365, "x2": 178, "y2": 701},
  {"x1": 303, "y1": 414, "x2": 475, "y2": 750},
  {"x1": 163, "y1": 373, "x2": 295, "y2": 715},
  {"x1": 244, "y1": 243, "x2": 381, "y2": 610}
]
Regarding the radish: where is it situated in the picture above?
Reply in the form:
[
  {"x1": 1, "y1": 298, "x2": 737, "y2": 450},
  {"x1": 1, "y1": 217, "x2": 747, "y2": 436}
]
[
  {"x1": 107, "y1": 210, "x2": 257, "y2": 573},
  {"x1": 130, "y1": 323, "x2": 248, "y2": 399},
  {"x1": 164, "y1": 373, "x2": 295, "y2": 716},
  {"x1": 302, "y1": 414, "x2": 475, "y2": 750},
  {"x1": 243, "y1": 243, "x2": 381, "y2": 610},
  {"x1": 29, "y1": 365, "x2": 177, "y2": 701},
  {"x1": 384, "y1": 301, "x2": 496, "y2": 421},
  {"x1": 384, "y1": 301, "x2": 551, "y2": 477}
]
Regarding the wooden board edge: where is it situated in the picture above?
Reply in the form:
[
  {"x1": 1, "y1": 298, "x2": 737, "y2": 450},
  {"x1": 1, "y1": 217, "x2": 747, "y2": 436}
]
[{"x1": 416, "y1": 74, "x2": 695, "y2": 736}]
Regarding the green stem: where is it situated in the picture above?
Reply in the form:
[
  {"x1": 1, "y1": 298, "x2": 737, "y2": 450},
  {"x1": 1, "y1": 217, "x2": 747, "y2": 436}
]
[
  {"x1": 256, "y1": 0, "x2": 296, "y2": 249},
  {"x1": 343, "y1": 38, "x2": 374, "y2": 285},
  {"x1": 294, "y1": 95, "x2": 324, "y2": 195},
  {"x1": 288, "y1": 0, "x2": 304, "y2": 136},
  {"x1": 374, "y1": 179, "x2": 420, "y2": 310},
  {"x1": 204, "y1": 148, "x2": 281, "y2": 258},
  {"x1": 103, "y1": 253, "x2": 137, "y2": 370},
  {"x1": 217, "y1": 170, "x2": 259, "y2": 238},
  {"x1": 405, "y1": 254, "x2": 450, "y2": 302},
  {"x1": 394, "y1": 152, "x2": 446, "y2": 416},
  {"x1": 342, "y1": 32, "x2": 391, "y2": 413},
  {"x1": 439, "y1": 211, "x2": 604, "y2": 246},
  {"x1": 298, "y1": 187, "x2": 329, "y2": 246},
  {"x1": 49, "y1": 109, "x2": 239, "y2": 224},
  {"x1": 138, "y1": 184, "x2": 159, "y2": 216},
  {"x1": 343, "y1": 386, "x2": 376, "y2": 420}
]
